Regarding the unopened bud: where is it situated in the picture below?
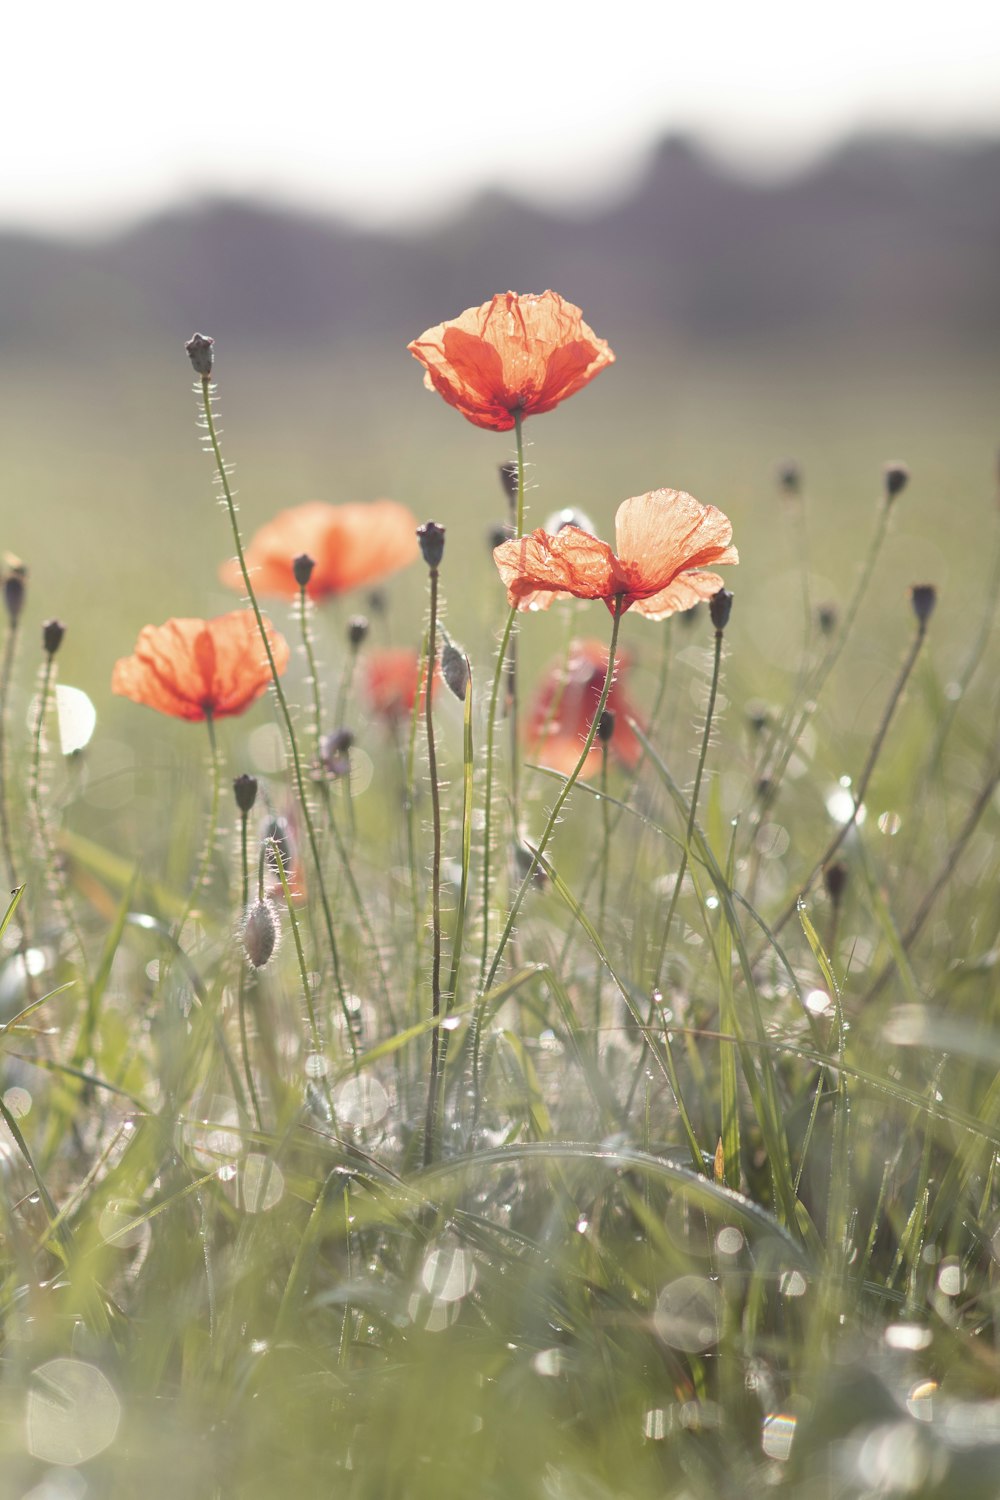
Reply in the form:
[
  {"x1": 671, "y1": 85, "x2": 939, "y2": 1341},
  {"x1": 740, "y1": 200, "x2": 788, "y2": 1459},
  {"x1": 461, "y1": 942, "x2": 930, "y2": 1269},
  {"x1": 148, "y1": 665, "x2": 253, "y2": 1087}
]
[
  {"x1": 597, "y1": 709, "x2": 616, "y2": 744},
  {"x1": 776, "y1": 461, "x2": 801, "y2": 495},
  {"x1": 292, "y1": 553, "x2": 315, "y2": 589},
  {"x1": 709, "y1": 589, "x2": 734, "y2": 632},
  {"x1": 883, "y1": 462, "x2": 910, "y2": 502},
  {"x1": 243, "y1": 899, "x2": 277, "y2": 969},
  {"x1": 347, "y1": 615, "x2": 369, "y2": 648},
  {"x1": 366, "y1": 588, "x2": 386, "y2": 616},
  {"x1": 417, "y1": 521, "x2": 446, "y2": 569},
  {"x1": 185, "y1": 332, "x2": 214, "y2": 377},
  {"x1": 42, "y1": 619, "x2": 65, "y2": 657},
  {"x1": 440, "y1": 635, "x2": 470, "y2": 701},
  {"x1": 233, "y1": 773, "x2": 258, "y2": 813},
  {"x1": 320, "y1": 728, "x2": 354, "y2": 777},
  {"x1": 3, "y1": 565, "x2": 26, "y2": 625},
  {"x1": 823, "y1": 861, "x2": 848, "y2": 905},
  {"x1": 909, "y1": 584, "x2": 937, "y2": 628}
]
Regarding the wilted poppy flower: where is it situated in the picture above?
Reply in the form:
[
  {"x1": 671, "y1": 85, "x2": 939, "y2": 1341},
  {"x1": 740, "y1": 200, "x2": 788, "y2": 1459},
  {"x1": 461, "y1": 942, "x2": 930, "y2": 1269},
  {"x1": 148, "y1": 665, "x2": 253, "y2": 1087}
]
[
  {"x1": 493, "y1": 488, "x2": 738, "y2": 619},
  {"x1": 112, "y1": 611, "x2": 289, "y2": 721},
  {"x1": 363, "y1": 647, "x2": 435, "y2": 724},
  {"x1": 530, "y1": 640, "x2": 643, "y2": 779},
  {"x1": 407, "y1": 290, "x2": 614, "y2": 432},
  {"x1": 220, "y1": 499, "x2": 419, "y2": 601}
]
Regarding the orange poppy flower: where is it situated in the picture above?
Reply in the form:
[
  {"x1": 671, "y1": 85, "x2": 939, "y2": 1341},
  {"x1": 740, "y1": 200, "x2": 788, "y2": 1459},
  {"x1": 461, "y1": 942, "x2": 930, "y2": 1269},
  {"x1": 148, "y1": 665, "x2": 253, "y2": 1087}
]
[
  {"x1": 493, "y1": 488, "x2": 738, "y2": 619},
  {"x1": 363, "y1": 647, "x2": 435, "y2": 724},
  {"x1": 407, "y1": 290, "x2": 615, "y2": 432},
  {"x1": 220, "y1": 499, "x2": 419, "y2": 601},
  {"x1": 529, "y1": 640, "x2": 643, "y2": 779},
  {"x1": 112, "y1": 611, "x2": 289, "y2": 721}
]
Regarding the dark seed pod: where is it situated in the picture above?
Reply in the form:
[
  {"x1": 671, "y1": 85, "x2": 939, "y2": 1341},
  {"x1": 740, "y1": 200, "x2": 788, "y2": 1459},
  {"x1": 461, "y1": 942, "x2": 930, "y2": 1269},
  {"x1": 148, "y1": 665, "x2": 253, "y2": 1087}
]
[
  {"x1": 233, "y1": 773, "x2": 258, "y2": 813},
  {"x1": 823, "y1": 861, "x2": 848, "y2": 905},
  {"x1": 883, "y1": 462, "x2": 910, "y2": 501},
  {"x1": 709, "y1": 589, "x2": 733, "y2": 632},
  {"x1": 597, "y1": 709, "x2": 615, "y2": 744},
  {"x1": 347, "y1": 615, "x2": 369, "y2": 648},
  {"x1": 909, "y1": 584, "x2": 936, "y2": 628},
  {"x1": 417, "y1": 521, "x2": 446, "y2": 569},
  {"x1": 3, "y1": 565, "x2": 26, "y2": 625},
  {"x1": 776, "y1": 460, "x2": 801, "y2": 496},
  {"x1": 292, "y1": 553, "x2": 315, "y2": 589},
  {"x1": 42, "y1": 619, "x2": 66, "y2": 657}
]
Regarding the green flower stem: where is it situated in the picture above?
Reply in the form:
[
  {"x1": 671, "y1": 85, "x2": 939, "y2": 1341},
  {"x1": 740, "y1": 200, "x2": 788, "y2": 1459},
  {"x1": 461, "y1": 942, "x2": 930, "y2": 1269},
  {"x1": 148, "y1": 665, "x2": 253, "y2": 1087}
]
[
  {"x1": 173, "y1": 712, "x2": 221, "y2": 947},
  {"x1": 0, "y1": 609, "x2": 21, "y2": 891},
  {"x1": 484, "y1": 596, "x2": 625, "y2": 993},
  {"x1": 478, "y1": 603, "x2": 518, "y2": 992},
  {"x1": 196, "y1": 374, "x2": 355, "y2": 1059},
  {"x1": 422, "y1": 562, "x2": 444, "y2": 1166},
  {"x1": 29, "y1": 652, "x2": 89, "y2": 983}
]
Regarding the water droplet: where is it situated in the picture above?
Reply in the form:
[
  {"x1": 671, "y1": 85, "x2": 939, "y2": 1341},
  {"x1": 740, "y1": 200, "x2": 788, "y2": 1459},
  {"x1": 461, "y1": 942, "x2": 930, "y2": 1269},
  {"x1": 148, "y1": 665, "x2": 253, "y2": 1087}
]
[
  {"x1": 3, "y1": 1086, "x2": 31, "y2": 1118},
  {"x1": 421, "y1": 1247, "x2": 476, "y2": 1304},
  {"x1": 825, "y1": 787, "x2": 864, "y2": 826},
  {"x1": 532, "y1": 1348, "x2": 564, "y2": 1377},
  {"x1": 936, "y1": 1259, "x2": 963, "y2": 1297},
  {"x1": 885, "y1": 1324, "x2": 932, "y2": 1350},
  {"x1": 643, "y1": 1408, "x2": 667, "y2": 1439},
  {"x1": 715, "y1": 1226, "x2": 744, "y2": 1256},
  {"x1": 304, "y1": 1052, "x2": 329, "y2": 1079},
  {"x1": 442, "y1": 1015, "x2": 461, "y2": 1032},
  {"x1": 26, "y1": 1359, "x2": 121, "y2": 1465},
  {"x1": 575, "y1": 1217, "x2": 589, "y2": 1234},
  {"x1": 877, "y1": 810, "x2": 902, "y2": 836},
  {"x1": 336, "y1": 1075, "x2": 388, "y2": 1129},
  {"x1": 805, "y1": 989, "x2": 833, "y2": 1017},
  {"x1": 653, "y1": 1276, "x2": 722, "y2": 1352},
  {"x1": 762, "y1": 1412, "x2": 796, "y2": 1461},
  {"x1": 705, "y1": 894, "x2": 720, "y2": 911},
  {"x1": 779, "y1": 1270, "x2": 807, "y2": 1298}
]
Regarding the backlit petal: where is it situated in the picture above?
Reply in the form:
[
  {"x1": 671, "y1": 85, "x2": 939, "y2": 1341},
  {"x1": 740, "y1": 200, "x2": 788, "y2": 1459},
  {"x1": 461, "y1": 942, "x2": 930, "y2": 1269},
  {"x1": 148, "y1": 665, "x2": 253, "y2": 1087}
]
[
  {"x1": 632, "y1": 571, "x2": 728, "y2": 621},
  {"x1": 614, "y1": 490, "x2": 737, "y2": 596},
  {"x1": 494, "y1": 527, "x2": 622, "y2": 610}
]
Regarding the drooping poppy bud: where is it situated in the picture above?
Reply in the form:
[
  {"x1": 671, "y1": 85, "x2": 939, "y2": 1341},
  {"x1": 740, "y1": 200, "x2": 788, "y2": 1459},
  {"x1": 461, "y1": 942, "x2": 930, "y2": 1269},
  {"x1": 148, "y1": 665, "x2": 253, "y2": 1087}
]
[
  {"x1": 347, "y1": 615, "x2": 369, "y2": 648},
  {"x1": 243, "y1": 899, "x2": 277, "y2": 969},
  {"x1": 823, "y1": 861, "x2": 848, "y2": 906},
  {"x1": 440, "y1": 635, "x2": 471, "y2": 702}
]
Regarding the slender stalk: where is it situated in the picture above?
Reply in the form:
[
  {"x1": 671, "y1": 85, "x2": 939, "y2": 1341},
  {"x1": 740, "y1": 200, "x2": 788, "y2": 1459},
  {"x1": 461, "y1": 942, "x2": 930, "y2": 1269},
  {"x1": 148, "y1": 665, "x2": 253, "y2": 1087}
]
[
  {"x1": 483, "y1": 596, "x2": 625, "y2": 993},
  {"x1": 0, "y1": 609, "x2": 21, "y2": 891},
  {"x1": 593, "y1": 738, "x2": 611, "y2": 1047},
  {"x1": 771, "y1": 609, "x2": 929, "y2": 939},
  {"x1": 195, "y1": 373, "x2": 354, "y2": 1055},
  {"x1": 478, "y1": 604, "x2": 518, "y2": 990},
  {"x1": 267, "y1": 838, "x2": 336, "y2": 1124},
  {"x1": 422, "y1": 561, "x2": 444, "y2": 1165},
  {"x1": 29, "y1": 650, "x2": 89, "y2": 981},
  {"x1": 625, "y1": 623, "x2": 726, "y2": 1118},
  {"x1": 173, "y1": 712, "x2": 221, "y2": 946},
  {"x1": 508, "y1": 412, "x2": 526, "y2": 846},
  {"x1": 237, "y1": 807, "x2": 263, "y2": 1132}
]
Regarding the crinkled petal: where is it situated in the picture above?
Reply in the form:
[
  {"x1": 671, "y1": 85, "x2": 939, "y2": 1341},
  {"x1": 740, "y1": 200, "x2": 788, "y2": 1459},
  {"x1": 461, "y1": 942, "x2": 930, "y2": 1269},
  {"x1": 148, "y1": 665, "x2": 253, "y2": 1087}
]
[
  {"x1": 112, "y1": 611, "x2": 288, "y2": 721},
  {"x1": 494, "y1": 526, "x2": 622, "y2": 611},
  {"x1": 614, "y1": 490, "x2": 737, "y2": 597},
  {"x1": 221, "y1": 499, "x2": 418, "y2": 599}
]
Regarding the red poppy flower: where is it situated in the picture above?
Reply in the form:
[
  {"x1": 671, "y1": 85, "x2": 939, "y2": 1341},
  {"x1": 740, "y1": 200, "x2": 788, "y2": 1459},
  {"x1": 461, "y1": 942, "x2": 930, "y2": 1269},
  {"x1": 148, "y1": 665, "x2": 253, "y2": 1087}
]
[
  {"x1": 407, "y1": 290, "x2": 615, "y2": 432},
  {"x1": 363, "y1": 647, "x2": 435, "y2": 724},
  {"x1": 529, "y1": 640, "x2": 643, "y2": 779},
  {"x1": 111, "y1": 611, "x2": 289, "y2": 721},
  {"x1": 220, "y1": 499, "x2": 419, "y2": 601},
  {"x1": 493, "y1": 488, "x2": 738, "y2": 619}
]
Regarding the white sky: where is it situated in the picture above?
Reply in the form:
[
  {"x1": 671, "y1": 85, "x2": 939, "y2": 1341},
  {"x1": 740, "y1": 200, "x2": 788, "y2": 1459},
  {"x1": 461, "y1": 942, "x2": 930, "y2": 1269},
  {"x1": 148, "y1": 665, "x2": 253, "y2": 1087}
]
[{"x1": 6, "y1": 0, "x2": 1000, "y2": 234}]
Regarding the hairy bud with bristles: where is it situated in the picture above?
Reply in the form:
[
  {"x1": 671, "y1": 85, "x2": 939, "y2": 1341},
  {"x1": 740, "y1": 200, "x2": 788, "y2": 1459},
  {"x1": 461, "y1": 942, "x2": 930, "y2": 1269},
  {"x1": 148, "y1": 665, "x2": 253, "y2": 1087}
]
[{"x1": 243, "y1": 899, "x2": 277, "y2": 969}]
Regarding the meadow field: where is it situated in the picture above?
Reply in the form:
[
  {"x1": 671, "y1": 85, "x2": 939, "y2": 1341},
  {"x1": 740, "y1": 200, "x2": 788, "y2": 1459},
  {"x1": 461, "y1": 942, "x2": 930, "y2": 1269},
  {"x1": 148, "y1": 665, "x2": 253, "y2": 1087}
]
[{"x1": 1, "y1": 303, "x2": 999, "y2": 1499}]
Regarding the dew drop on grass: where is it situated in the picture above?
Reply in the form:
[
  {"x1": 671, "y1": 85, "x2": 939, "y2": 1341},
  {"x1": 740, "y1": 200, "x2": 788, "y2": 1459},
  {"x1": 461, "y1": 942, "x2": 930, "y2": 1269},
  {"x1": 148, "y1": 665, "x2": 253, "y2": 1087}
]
[
  {"x1": 532, "y1": 1348, "x2": 565, "y2": 1377},
  {"x1": 715, "y1": 1226, "x2": 744, "y2": 1256},
  {"x1": 705, "y1": 894, "x2": 720, "y2": 911},
  {"x1": 936, "y1": 1259, "x2": 963, "y2": 1297},
  {"x1": 99, "y1": 1200, "x2": 150, "y2": 1251},
  {"x1": 3, "y1": 1087, "x2": 31, "y2": 1118},
  {"x1": 826, "y1": 786, "x2": 865, "y2": 825},
  {"x1": 643, "y1": 1408, "x2": 667, "y2": 1439},
  {"x1": 805, "y1": 989, "x2": 833, "y2": 1017},
  {"x1": 575, "y1": 1217, "x2": 589, "y2": 1234},
  {"x1": 304, "y1": 1052, "x2": 329, "y2": 1079},
  {"x1": 779, "y1": 1270, "x2": 807, "y2": 1298},
  {"x1": 421, "y1": 1247, "x2": 476, "y2": 1304},
  {"x1": 877, "y1": 810, "x2": 902, "y2": 835},
  {"x1": 653, "y1": 1276, "x2": 722, "y2": 1352},
  {"x1": 336, "y1": 1075, "x2": 388, "y2": 1129},
  {"x1": 26, "y1": 1358, "x2": 121, "y2": 1465}
]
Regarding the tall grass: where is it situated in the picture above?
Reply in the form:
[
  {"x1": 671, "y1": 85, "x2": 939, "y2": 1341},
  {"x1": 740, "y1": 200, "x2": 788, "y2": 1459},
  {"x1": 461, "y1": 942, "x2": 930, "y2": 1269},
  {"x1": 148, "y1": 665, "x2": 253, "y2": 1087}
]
[{"x1": 0, "y1": 332, "x2": 998, "y2": 1500}]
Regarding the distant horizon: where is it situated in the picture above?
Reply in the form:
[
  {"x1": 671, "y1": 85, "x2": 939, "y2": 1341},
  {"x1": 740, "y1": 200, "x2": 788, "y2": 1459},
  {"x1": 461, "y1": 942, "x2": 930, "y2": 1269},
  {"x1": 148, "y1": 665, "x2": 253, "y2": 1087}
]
[{"x1": 4, "y1": 122, "x2": 999, "y2": 245}]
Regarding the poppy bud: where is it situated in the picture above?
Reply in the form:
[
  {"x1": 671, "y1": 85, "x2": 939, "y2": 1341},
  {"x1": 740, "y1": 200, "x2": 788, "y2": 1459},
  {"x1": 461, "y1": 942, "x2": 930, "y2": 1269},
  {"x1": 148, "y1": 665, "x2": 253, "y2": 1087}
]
[
  {"x1": 366, "y1": 588, "x2": 386, "y2": 616},
  {"x1": 347, "y1": 615, "x2": 369, "y2": 648},
  {"x1": 292, "y1": 553, "x2": 315, "y2": 589},
  {"x1": 883, "y1": 462, "x2": 910, "y2": 502},
  {"x1": 42, "y1": 619, "x2": 65, "y2": 657},
  {"x1": 417, "y1": 522, "x2": 446, "y2": 569},
  {"x1": 909, "y1": 584, "x2": 937, "y2": 628},
  {"x1": 243, "y1": 898, "x2": 277, "y2": 969},
  {"x1": 441, "y1": 635, "x2": 470, "y2": 702},
  {"x1": 233, "y1": 773, "x2": 258, "y2": 813},
  {"x1": 823, "y1": 861, "x2": 848, "y2": 905},
  {"x1": 3, "y1": 566, "x2": 26, "y2": 625},
  {"x1": 746, "y1": 703, "x2": 769, "y2": 736},
  {"x1": 709, "y1": 589, "x2": 734, "y2": 633},
  {"x1": 498, "y1": 461, "x2": 519, "y2": 504},
  {"x1": 597, "y1": 709, "x2": 615, "y2": 744},
  {"x1": 185, "y1": 332, "x2": 215, "y2": 377},
  {"x1": 817, "y1": 603, "x2": 838, "y2": 636},
  {"x1": 488, "y1": 521, "x2": 514, "y2": 552},
  {"x1": 776, "y1": 461, "x2": 801, "y2": 496},
  {"x1": 320, "y1": 728, "x2": 354, "y2": 777}
]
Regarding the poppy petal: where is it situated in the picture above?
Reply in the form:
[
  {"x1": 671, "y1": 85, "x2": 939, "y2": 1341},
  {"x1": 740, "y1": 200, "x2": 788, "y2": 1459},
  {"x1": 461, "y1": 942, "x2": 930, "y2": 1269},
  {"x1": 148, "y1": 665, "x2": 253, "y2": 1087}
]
[
  {"x1": 631, "y1": 571, "x2": 729, "y2": 621},
  {"x1": 221, "y1": 499, "x2": 419, "y2": 600},
  {"x1": 112, "y1": 611, "x2": 288, "y2": 721},
  {"x1": 613, "y1": 490, "x2": 737, "y2": 596},
  {"x1": 493, "y1": 527, "x2": 621, "y2": 610}
]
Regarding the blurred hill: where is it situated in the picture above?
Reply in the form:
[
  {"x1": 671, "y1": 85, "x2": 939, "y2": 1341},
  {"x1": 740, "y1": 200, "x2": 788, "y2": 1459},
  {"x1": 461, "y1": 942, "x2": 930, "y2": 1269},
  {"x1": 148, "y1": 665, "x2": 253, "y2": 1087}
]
[{"x1": 2, "y1": 132, "x2": 1000, "y2": 360}]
